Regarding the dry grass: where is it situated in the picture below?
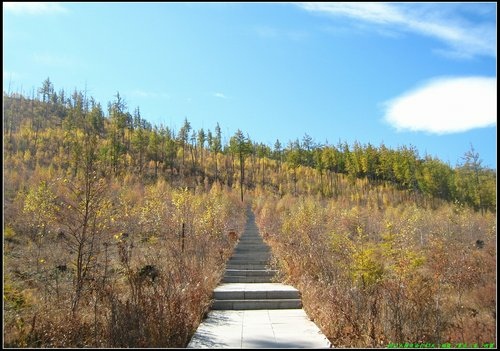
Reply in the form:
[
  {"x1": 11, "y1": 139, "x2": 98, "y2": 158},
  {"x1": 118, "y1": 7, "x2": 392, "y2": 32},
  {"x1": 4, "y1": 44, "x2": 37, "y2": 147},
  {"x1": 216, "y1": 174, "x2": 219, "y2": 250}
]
[
  {"x1": 4, "y1": 176, "x2": 246, "y2": 347},
  {"x1": 254, "y1": 192, "x2": 496, "y2": 348}
]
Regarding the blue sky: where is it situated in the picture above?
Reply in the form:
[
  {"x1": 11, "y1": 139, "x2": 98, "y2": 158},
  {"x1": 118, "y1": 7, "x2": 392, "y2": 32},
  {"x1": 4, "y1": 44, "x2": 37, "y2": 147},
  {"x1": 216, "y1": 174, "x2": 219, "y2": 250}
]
[{"x1": 3, "y1": 2, "x2": 497, "y2": 168}]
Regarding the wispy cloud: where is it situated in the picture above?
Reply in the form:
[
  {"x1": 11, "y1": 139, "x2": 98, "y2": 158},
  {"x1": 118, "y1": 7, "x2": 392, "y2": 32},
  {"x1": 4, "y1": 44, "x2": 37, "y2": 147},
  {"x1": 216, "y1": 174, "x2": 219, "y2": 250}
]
[
  {"x1": 300, "y1": 3, "x2": 403, "y2": 24},
  {"x1": 3, "y1": 70, "x2": 20, "y2": 80},
  {"x1": 383, "y1": 76, "x2": 496, "y2": 134},
  {"x1": 255, "y1": 25, "x2": 278, "y2": 38},
  {"x1": 254, "y1": 25, "x2": 308, "y2": 41},
  {"x1": 297, "y1": 3, "x2": 496, "y2": 58},
  {"x1": 3, "y1": 71, "x2": 21, "y2": 92},
  {"x1": 131, "y1": 90, "x2": 170, "y2": 99},
  {"x1": 4, "y1": 2, "x2": 68, "y2": 15},
  {"x1": 33, "y1": 52, "x2": 78, "y2": 67},
  {"x1": 213, "y1": 92, "x2": 228, "y2": 99}
]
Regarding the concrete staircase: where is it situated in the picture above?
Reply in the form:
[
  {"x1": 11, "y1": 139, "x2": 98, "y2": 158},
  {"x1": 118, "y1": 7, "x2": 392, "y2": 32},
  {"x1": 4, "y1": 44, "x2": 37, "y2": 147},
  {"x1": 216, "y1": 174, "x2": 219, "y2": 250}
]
[
  {"x1": 212, "y1": 210, "x2": 302, "y2": 310},
  {"x1": 188, "y1": 208, "x2": 332, "y2": 348}
]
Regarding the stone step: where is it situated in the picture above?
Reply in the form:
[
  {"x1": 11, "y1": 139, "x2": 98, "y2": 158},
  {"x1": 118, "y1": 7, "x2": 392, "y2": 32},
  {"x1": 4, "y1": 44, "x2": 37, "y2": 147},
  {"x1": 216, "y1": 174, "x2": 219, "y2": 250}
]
[
  {"x1": 233, "y1": 250, "x2": 268, "y2": 253},
  {"x1": 222, "y1": 276, "x2": 274, "y2": 283},
  {"x1": 233, "y1": 248, "x2": 271, "y2": 255},
  {"x1": 235, "y1": 243, "x2": 266, "y2": 246},
  {"x1": 214, "y1": 289, "x2": 300, "y2": 300},
  {"x1": 212, "y1": 299, "x2": 302, "y2": 310},
  {"x1": 234, "y1": 244, "x2": 270, "y2": 249},
  {"x1": 235, "y1": 245, "x2": 267, "y2": 248},
  {"x1": 226, "y1": 264, "x2": 269, "y2": 270},
  {"x1": 225, "y1": 269, "x2": 277, "y2": 277},
  {"x1": 236, "y1": 240, "x2": 265, "y2": 244},
  {"x1": 230, "y1": 256, "x2": 271, "y2": 262},
  {"x1": 235, "y1": 240, "x2": 267, "y2": 243},
  {"x1": 228, "y1": 259, "x2": 270, "y2": 265},
  {"x1": 231, "y1": 252, "x2": 270, "y2": 256},
  {"x1": 228, "y1": 256, "x2": 270, "y2": 261},
  {"x1": 239, "y1": 239, "x2": 264, "y2": 241},
  {"x1": 234, "y1": 246, "x2": 267, "y2": 248}
]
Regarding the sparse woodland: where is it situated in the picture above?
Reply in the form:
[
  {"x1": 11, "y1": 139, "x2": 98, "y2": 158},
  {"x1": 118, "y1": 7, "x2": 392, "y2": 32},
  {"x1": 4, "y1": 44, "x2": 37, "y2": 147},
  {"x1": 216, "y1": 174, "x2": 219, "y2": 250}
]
[
  {"x1": 254, "y1": 194, "x2": 495, "y2": 347},
  {"x1": 3, "y1": 78, "x2": 496, "y2": 347}
]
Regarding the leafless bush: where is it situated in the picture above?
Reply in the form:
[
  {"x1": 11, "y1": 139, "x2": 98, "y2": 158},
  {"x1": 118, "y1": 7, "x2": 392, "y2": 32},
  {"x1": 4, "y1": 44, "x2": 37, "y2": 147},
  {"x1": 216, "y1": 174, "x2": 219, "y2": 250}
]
[
  {"x1": 4, "y1": 178, "x2": 246, "y2": 347},
  {"x1": 254, "y1": 194, "x2": 496, "y2": 347}
]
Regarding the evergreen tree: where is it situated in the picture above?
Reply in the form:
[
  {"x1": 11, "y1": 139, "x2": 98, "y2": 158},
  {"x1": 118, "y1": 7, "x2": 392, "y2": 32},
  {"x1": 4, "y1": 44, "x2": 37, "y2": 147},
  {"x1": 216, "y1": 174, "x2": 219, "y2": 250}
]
[{"x1": 229, "y1": 130, "x2": 252, "y2": 202}]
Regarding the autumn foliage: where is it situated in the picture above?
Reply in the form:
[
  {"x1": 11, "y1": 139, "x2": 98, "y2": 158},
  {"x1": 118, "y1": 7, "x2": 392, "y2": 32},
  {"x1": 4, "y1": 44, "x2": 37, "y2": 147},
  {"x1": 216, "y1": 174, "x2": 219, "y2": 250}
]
[
  {"x1": 5, "y1": 175, "x2": 245, "y2": 347},
  {"x1": 3, "y1": 79, "x2": 496, "y2": 347},
  {"x1": 254, "y1": 193, "x2": 496, "y2": 347}
]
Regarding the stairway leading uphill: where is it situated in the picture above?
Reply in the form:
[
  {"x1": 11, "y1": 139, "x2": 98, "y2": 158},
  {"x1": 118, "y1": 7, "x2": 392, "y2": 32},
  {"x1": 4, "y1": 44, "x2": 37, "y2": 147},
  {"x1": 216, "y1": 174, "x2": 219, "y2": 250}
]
[
  {"x1": 211, "y1": 210, "x2": 302, "y2": 310},
  {"x1": 187, "y1": 208, "x2": 331, "y2": 348}
]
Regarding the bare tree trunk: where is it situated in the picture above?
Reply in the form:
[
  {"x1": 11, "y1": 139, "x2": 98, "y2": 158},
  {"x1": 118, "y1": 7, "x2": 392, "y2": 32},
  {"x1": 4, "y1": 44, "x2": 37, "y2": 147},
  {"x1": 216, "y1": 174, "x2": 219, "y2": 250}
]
[{"x1": 240, "y1": 155, "x2": 244, "y2": 202}]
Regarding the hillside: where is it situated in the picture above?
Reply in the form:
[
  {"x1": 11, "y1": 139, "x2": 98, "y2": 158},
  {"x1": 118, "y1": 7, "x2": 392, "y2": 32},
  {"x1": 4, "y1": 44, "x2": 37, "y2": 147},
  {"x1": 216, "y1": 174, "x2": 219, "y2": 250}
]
[
  {"x1": 3, "y1": 80, "x2": 496, "y2": 347},
  {"x1": 3, "y1": 80, "x2": 496, "y2": 210}
]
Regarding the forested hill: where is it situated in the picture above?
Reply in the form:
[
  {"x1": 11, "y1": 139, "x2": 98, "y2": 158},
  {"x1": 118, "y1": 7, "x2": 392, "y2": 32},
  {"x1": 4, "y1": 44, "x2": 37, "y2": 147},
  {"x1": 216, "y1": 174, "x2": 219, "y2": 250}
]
[
  {"x1": 3, "y1": 79, "x2": 497, "y2": 348},
  {"x1": 3, "y1": 78, "x2": 496, "y2": 212}
]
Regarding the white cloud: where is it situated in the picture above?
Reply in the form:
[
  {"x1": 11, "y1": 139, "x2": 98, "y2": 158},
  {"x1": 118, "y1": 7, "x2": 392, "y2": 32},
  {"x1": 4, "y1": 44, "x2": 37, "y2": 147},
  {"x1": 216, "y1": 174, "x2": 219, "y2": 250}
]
[
  {"x1": 3, "y1": 70, "x2": 20, "y2": 80},
  {"x1": 3, "y1": 71, "x2": 21, "y2": 92},
  {"x1": 299, "y1": 2, "x2": 404, "y2": 24},
  {"x1": 131, "y1": 90, "x2": 170, "y2": 99},
  {"x1": 4, "y1": 2, "x2": 68, "y2": 15},
  {"x1": 33, "y1": 52, "x2": 77, "y2": 67},
  {"x1": 255, "y1": 26, "x2": 279, "y2": 38},
  {"x1": 213, "y1": 92, "x2": 228, "y2": 99},
  {"x1": 297, "y1": 2, "x2": 496, "y2": 58},
  {"x1": 254, "y1": 25, "x2": 309, "y2": 41},
  {"x1": 383, "y1": 77, "x2": 497, "y2": 134},
  {"x1": 132, "y1": 90, "x2": 152, "y2": 98}
]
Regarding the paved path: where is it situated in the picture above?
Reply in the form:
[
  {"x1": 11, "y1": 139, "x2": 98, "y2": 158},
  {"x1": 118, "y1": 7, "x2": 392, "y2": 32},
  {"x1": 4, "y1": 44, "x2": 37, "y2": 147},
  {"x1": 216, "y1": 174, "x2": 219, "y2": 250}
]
[{"x1": 187, "y1": 209, "x2": 331, "y2": 348}]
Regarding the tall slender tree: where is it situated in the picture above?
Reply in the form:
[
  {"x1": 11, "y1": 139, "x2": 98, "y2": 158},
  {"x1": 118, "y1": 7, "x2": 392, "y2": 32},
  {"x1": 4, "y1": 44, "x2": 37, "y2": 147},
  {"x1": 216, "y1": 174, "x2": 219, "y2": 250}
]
[
  {"x1": 210, "y1": 123, "x2": 222, "y2": 186},
  {"x1": 197, "y1": 128, "x2": 206, "y2": 177},
  {"x1": 177, "y1": 118, "x2": 191, "y2": 171},
  {"x1": 34, "y1": 78, "x2": 54, "y2": 155},
  {"x1": 229, "y1": 130, "x2": 252, "y2": 202},
  {"x1": 457, "y1": 145, "x2": 485, "y2": 213},
  {"x1": 286, "y1": 139, "x2": 302, "y2": 196}
]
